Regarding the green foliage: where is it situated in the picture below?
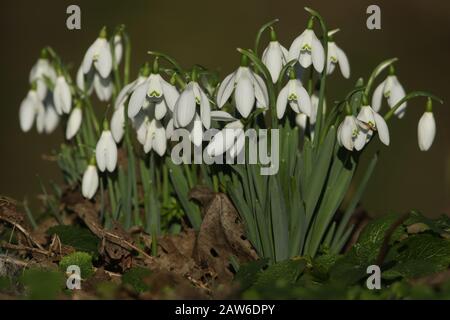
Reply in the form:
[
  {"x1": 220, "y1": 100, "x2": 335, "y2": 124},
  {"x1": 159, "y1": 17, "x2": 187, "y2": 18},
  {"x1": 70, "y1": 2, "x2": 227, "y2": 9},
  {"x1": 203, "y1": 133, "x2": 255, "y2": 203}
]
[
  {"x1": 122, "y1": 267, "x2": 153, "y2": 293},
  {"x1": 237, "y1": 212, "x2": 450, "y2": 300},
  {"x1": 20, "y1": 268, "x2": 65, "y2": 300},
  {"x1": 59, "y1": 252, "x2": 94, "y2": 279},
  {"x1": 47, "y1": 225, "x2": 99, "y2": 255}
]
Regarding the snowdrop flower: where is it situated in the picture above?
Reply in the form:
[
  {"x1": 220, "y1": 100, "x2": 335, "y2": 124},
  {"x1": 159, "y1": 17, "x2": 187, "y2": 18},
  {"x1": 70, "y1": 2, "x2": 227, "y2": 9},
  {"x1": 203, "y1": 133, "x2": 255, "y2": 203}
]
[
  {"x1": 82, "y1": 163, "x2": 99, "y2": 199},
  {"x1": 29, "y1": 51, "x2": 57, "y2": 101},
  {"x1": 206, "y1": 120, "x2": 245, "y2": 158},
  {"x1": 327, "y1": 32, "x2": 350, "y2": 78},
  {"x1": 288, "y1": 20, "x2": 325, "y2": 73},
  {"x1": 76, "y1": 65, "x2": 94, "y2": 94},
  {"x1": 417, "y1": 100, "x2": 436, "y2": 151},
  {"x1": 95, "y1": 126, "x2": 118, "y2": 172},
  {"x1": 82, "y1": 27, "x2": 113, "y2": 79},
  {"x1": 295, "y1": 113, "x2": 308, "y2": 131},
  {"x1": 174, "y1": 77, "x2": 210, "y2": 129},
  {"x1": 115, "y1": 75, "x2": 147, "y2": 110},
  {"x1": 113, "y1": 34, "x2": 123, "y2": 66},
  {"x1": 42, "y1": 101, "x2": 60, "y2": 134},
  {"x1": 128, "y1": 69, "x2": 179, "y2": 120},
  {"x1": 372, "y1": 70, "x2": 406, "y2": 118},
  {"x1": 356, "y1": 105, "x2": 389, "y2": 146},
  {"x1": 337, "y1": 115, "x2": 366, "y2": 151},
  {"x1": 66, "y1": 106, "x2": 82, "y2": 140},
  {"x1": 93, "y1": 73, "x2": 113, "y2": 102},
  {"x1": 135, "y1": 113, "x2": 167, "y2": 156},
  {"x1": 216, "y1": 57, "x2": 269, "y2": 118},
  {"x1": 276, "y1": 69, "x2": 311, "y2": 119},
  {"x1": 53, "y1": 75, "x2": 72, "y2": 115},
  {"x1": 261, "y1": 28, "x2": 288, "y2": 83},
  {"x1": 111, "y1": 105, "x2": 125, "y2": 143},
  {"x1": 19, "y1": 88, "x2": 45, "y2": 132}
]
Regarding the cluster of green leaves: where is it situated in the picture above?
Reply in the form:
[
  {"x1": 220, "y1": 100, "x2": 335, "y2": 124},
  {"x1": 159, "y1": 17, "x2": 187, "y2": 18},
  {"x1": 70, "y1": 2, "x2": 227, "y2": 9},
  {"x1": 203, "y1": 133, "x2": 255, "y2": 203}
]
[{"x1": 234, "y1": 212, "x2": 450, "y2": 299}]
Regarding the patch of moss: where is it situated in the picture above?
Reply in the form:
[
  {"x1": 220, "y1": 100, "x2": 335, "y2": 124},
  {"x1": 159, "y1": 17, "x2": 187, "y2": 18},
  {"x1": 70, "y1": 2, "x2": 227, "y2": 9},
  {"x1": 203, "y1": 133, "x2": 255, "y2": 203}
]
[{"x1": 59, "y1": 252, "x2": 94, "y2": 279}]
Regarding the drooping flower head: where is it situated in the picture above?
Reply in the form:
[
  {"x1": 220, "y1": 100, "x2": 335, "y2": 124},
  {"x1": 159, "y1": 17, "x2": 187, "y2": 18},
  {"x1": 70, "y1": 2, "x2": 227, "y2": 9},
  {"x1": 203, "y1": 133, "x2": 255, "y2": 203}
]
[
  {"x1": 337, "y1": 113, "x2": 366, "y2": 151},
  {"x1": 128, "y1": 59, "x2": 179, "y2": 121},
  {"x1": 276, "y1": 68, "x2": 311, "y2": 119},
  {"x1": 82, "y1": 160, "x2": 99, "y2": 200},
  {"x1": 356, "y1": 105, "x2": 390, "y2": 146},
  {"x1": 81, "y1": 27, "x2": 116, "y2": 102},
  {"x1": 417, "y1": 99, "x2": 436, "y2": 151},
  {"x1": 326, "y1": 29, "x2": 350, "y2": 78},
  {"x1": 95, "y1": 121, "x2": 118, "y2": 172},
  {"x1": 216, "y1": 55, "x2": 269, "y2": 118},
  {"x1": 372, "y1": 66, "x2": 406, "y2": 118},
  {"x1": 288, "y1": 17, "x2": 325, "y2": 73},
  {"x1": 261, "y1": 28, "x2": 288, "y2": 83},
  {"x1": 29, "y1": 48, "x2": 57, "y2": 101}
]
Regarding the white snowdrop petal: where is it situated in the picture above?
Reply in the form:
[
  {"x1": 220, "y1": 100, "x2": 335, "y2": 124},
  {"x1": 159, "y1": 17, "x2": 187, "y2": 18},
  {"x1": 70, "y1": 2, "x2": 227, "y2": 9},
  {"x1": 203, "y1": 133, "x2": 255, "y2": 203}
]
[
  {"x1": 210, "y1": 110, "x2": 236, "y2": 122},
  {"x1": 155, "y1": 100, "x2": 168, "y2": 120},
  {"x1": 200, "y1": 90, "x2": 211, "y2": 129},
  {"x1": 103, "y1": 131, "x2": 118, "y2": 172},
  {"x1": 115, "y1": 81, "x2": 135, "y2": 109},
  {"x1": 96, "y1": 40, "x2": 113, "y2": 78},
  {"x1": 153, "y1": 121, "x2": 167, "y2": 156},
  {"x1": 311, "y1": 32, "x2": 325, "y2": 73},
  {"x1": 19, "y1": 94, "x2": 37, "y2": 132},
  {"x1": 111, "y1": 106, "x2": 125, "y2": 143},
  {"x1": 190, "y1": 114, "x2": 203, "y2": 147},
  {"x1": 95, "y1": 134, "x2": 107, "y2": 172},
  {"x1": 288, "y1": 31, "x2": 306, "y2": 62},
  {"x1": 418, "y1": 112, "x2": 436, "y2": 151},
  {"x1": 66, "y1": 108, "x2": 83, "y2": 140},
  {"x1": 374, "y1": 112, "x2": 390, "y2": 146},
  {"x1": 262, "y1": 42, "x2": 284, "y2": 83},
  {"x1": 161, "y1": 80, "x2": 179, "y2": 111},
  {"x1": 128, "y1": 81, "x2": 149, "y2": 118},
  {"x1": 294, "y1": 80, "x2": 312, "y2": 116},
  {"x1": 276, "y1": 84, "x2": 289, "y2": 119},
  {"x1": 336, "y1": 45, "x2": 350, "y2": 79},
  {"x1": 44, "y1": 104, "x2": 60, "y2": 134},
  {"x1": 175, "y1": 84, "x2": 196, "y2": 127},
  {"x1": 235, "y1": 75, "x2": 255, "y2": 118},
  {"x1": 82, "y1": 165, "x2": 99, "y2": 199},
  {"x1": 216, "y1": 72, "x2": 236, "y2": 108},
  {"x1": 389, "y1": 80, "x2": 407, "y2": 118},
  {"x1": 371, "y1": 81, "x2": 385, "y2": 112},
  {"x1": 82, "y1": 40, "x2": 98, "y2": 74},
  {"x1": 114, "y1": 35, "x2": 123, "y2": 65}
]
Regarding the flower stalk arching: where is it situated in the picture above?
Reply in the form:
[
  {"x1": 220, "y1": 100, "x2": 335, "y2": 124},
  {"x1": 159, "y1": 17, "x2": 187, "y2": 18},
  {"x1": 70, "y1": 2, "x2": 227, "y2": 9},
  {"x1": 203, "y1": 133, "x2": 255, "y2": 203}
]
[
  {"x1": 363, "y1": 57, "x2": 398, "y2": 101},
  {"x1": 147, "y1": 51, "x2": 186, "y2": 78},
  {"x1": 254, "y1": 18, "x2": 279, "y2": 56},
  {"x1": 384, "y1": 91, "x2": 443, "y2": 121}
]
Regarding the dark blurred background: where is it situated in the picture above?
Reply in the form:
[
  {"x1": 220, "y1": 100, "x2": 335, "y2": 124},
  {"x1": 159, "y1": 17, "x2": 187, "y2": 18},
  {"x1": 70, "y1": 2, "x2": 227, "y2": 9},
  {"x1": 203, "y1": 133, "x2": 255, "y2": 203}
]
[{"x1": 0, "y1": 0, "x2": 449, "y2": 216}]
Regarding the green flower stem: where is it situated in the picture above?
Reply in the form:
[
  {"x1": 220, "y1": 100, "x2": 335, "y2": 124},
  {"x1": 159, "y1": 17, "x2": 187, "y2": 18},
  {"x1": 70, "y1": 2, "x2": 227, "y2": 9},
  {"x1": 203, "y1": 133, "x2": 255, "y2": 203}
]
[
  {"x1": 254, "y1": 18, "x2": 279, "y2": 56},
  {"x1": 107, "y1": 174, "x2": 117, "y2": 217},
  {"x1": 276, "y1": 59, "x2": 297, "y2": 92},
  {"x1": 384, "y1": 91, "x2": 443, "y2": 122},
  {"x1": 84, "y1": 97, "x2": 100, "y2": 136},
  {"x1": 110, "y1": 35, "x2": 122, "y2": 94},
  {"x1": 162, "y1": 164, "x2": 169, "y2": 207},
  {"x1": 122, "y1": 30, "x2": 132, "y2": 84},
  {"x1": 147, "y1": 51, "x2": 185, "y2": 76},
  {"x1": 237, "y1": 48, "x2": 277, "y2": 128},
  {"x1": 305, "y1": 7, "x2": 328, "y2": 146},
  {"x1": 122, "y1": 94, "x2": 140, "y2": 228}
]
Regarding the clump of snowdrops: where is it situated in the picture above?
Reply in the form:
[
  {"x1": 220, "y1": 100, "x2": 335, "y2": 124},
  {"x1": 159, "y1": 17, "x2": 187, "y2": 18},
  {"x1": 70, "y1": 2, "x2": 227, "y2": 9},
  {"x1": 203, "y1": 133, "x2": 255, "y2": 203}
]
[{"x1": 18, "y1": 8, "x2": 442, "y2": 262}]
